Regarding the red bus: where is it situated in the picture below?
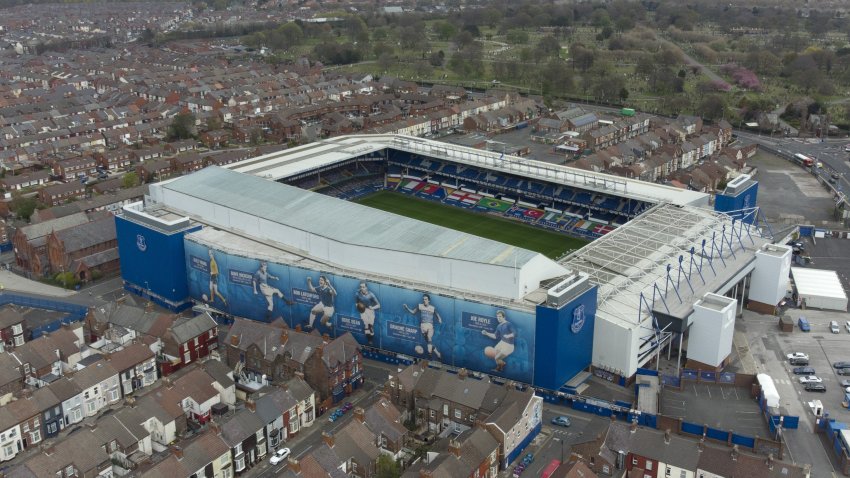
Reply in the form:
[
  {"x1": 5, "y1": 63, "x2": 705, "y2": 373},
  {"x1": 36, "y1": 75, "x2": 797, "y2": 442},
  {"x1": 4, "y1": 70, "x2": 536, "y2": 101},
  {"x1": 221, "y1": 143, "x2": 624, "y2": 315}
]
[{"x1": 540, "y1": 459, "x2": 561, "y2": 478}]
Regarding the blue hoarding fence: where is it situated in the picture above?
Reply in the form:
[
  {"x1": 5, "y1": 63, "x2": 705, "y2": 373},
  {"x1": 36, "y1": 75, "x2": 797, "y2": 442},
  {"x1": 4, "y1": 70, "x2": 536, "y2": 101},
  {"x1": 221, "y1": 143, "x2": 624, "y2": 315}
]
[
  {"x1": 783, "y1": 415, "x2": 800, "y2": 429},
  {"x1": 681, "y1": 369, "x2": 699, "y2": 381},
  {"x1": 661, "y1": 374, "x2": 680, "y2": 387},
  {"x1": 731, "y1": 433, "x2": 756, "y2": 448},
  {"x1": 799, "y1": 225, "x2": 814, "y2": 237},
  {"x1": 636, "y1": 368, "x2": 658, "y2": 376},
  {"x1": 706, "y1": 427, "x2": 729, "y2": 442},
  {"x1": 681, "y1": 421, "x2": 704, "y2": 437},
  {"x1": 699, "y1": 371, "x2": 717, "y2": 382},
  {"x1": 0, "y1": 293, "x2": 88, "y2": 338}
]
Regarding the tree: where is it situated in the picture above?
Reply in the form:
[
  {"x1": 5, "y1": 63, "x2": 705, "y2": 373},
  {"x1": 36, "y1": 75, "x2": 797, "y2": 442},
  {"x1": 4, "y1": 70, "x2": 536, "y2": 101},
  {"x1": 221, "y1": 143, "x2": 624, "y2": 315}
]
[
  {"x1": 505, "y1": 29, "x2": 529, "y2": 45},
  {"x1": 376, "y1": 455, "x2": 401, "y2": 478},
  {"x1": 122, "y1": 172, "x2": 140, "y2": 189},
  {"x1": 428, "y1": 50, "x2": 445, "y2": 67},
  {"x1": 699, "y1": 94, "x2": 727, "y2": 121},
  {"x1": 570, "y1": 44, "x2": 595, "y2": 72},
  {"x1": 378, "y1": 53, "x2": 394, "y2": 72},
  {"x1": 10, "y1": 194, "x2": 36, "y2": 222},
  {"x1": 433, "y1": 21, "x2": 456, "y2": 41},
  {"x1": 536, "y1": 35, "x2": 561, "y2": 59},
  {"x1": 168, "y1": 112, "x2": 196, "y2": 140}
]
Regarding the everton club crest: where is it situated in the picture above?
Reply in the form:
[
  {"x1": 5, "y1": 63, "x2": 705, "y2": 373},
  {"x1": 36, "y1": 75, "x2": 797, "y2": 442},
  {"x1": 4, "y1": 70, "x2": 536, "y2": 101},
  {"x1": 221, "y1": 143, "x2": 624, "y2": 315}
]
[{"x1": 571, "y1": 304, "x2": 586, "y2": 334}]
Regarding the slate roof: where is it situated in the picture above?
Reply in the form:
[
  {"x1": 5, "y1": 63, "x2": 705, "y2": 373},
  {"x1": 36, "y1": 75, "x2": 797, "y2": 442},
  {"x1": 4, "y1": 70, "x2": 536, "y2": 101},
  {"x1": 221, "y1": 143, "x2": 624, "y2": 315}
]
[
  {"x1": 168, "y1": 312, "x2": 217, "y2": 344},
  {"x1": 220, "y1": 407, "x2": 265, "y2": 447},
  {"x1": 54, "y1": 215, "x2": 116, "y2": 253},
  {"x1": 19, "y1": 211, "x2": 89, "y2": 240}
]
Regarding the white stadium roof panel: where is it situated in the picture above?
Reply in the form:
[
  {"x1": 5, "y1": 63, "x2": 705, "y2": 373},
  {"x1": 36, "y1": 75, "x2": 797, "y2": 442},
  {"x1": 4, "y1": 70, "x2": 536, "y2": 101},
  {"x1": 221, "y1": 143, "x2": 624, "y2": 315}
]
[
  {"x1": 224, "y1": 134, "x2": 709, "y2": 207},
  {"x1": 157, "y1": 166, "x2": 542, "y2": 269}
]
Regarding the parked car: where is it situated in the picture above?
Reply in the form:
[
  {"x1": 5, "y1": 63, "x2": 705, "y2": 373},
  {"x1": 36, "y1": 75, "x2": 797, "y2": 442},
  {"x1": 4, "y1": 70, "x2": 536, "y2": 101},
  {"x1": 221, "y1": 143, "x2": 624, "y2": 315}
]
[
  {"x1": 789, "y1": 357, "x2": 809, "y2": 366},
  {"x1": 799, "y1": 376, "x2": 823, "y2": 384},
  {"x1": 841, "y1": 380, "x2": 850, "y2": 387},
  {"x1": 834, "y1": 361, "x2": 850, "y2": 369},
  {"x1": 831, "y1": 321, "x2": 840, "y2": 334},
  {"x1": 551, "y1": 416, "x2": 571, "y2": 427},
  {"x1": 342, "y1": 402, "x2": 354, "y2": 412},
  {"x1": 792, "y1": 367, "x2": 815, "y2": 375},
  {"x1": 805, "y1": 383, "x2": 827, "y2": 393},
  {"x1": 845, "y1": 321, "x2": 850, "y2": 333},
  {"x1": 798, "y1": 317, "x2": 811, "y2": 332},
  {"x1": 269, "y1": 448, "x2": 291, "y2": 465},
  {"x1": 787, "y1": 352, "x2": 810, "y2": 361},
  {"x1": 837, "y1": 368, "x2": 850, "y2": 376}
]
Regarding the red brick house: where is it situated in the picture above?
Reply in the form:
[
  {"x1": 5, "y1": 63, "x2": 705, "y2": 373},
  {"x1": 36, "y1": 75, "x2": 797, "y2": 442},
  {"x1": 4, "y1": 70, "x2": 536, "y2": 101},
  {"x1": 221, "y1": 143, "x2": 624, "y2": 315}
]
[
  {"x1": 38, "y1": 182, "x2": 86, "y2": 207},
  {"x1": 149, "y1": 312, "x2": 218, "y2": 376},
  {"x1": 169, "y1": 153, "x2": 204, "y2": 174},
  {"x1": 53, "y1": 157, "x2": 98, "y2": 181},
  {"x1": 136, "y1": 158, "x2": 173, "y2": 183}
]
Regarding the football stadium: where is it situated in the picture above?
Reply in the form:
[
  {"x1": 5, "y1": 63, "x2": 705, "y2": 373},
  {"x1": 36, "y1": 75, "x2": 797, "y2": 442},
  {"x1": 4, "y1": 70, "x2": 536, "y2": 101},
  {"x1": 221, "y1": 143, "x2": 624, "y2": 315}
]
[{"x1": 116, "y1": 134, "x2": 784, "y2": 391}]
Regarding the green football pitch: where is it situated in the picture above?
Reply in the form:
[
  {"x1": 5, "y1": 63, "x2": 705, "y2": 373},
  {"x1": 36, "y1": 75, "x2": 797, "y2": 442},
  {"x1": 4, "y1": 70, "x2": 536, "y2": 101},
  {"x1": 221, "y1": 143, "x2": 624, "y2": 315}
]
[{"x1": 356, "y1": 190, "x2": 587, "y2": 259}]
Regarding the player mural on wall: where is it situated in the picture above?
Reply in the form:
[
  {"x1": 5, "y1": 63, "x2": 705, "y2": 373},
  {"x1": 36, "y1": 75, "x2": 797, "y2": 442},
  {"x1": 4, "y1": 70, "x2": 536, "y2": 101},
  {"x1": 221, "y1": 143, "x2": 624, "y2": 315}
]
[
  {"x1": 403, "y1": 294, "x2": 443, "y2": 360},
  {"x1": 306, "y1": 275, "x2": 337, "y2": 330},
  {"x1": 206, "y1": 249, "x2": 227, "y2": 308},
  {"x1": 481, "y1": 310, "x2": 515, "y2": 373},
  {"x1": 252, "y1": 261, "x2": 293, "y2": 319},
  {"x1": 355, "y1": 281, "x2": 380, "y2": 345}
]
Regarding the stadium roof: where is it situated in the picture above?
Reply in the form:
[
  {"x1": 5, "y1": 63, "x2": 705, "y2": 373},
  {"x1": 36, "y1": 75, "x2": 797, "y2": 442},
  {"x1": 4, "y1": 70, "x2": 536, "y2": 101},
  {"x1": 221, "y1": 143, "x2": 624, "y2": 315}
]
[
  {"x1": 158, "y1": 166, "x2": 541, "y2": 268},
  {"x1": 561, "y1": 203, "x2": 770, "y2": 331},
  {"x1": 225, "y1": 134, "x2": 709, "y2": 207}
]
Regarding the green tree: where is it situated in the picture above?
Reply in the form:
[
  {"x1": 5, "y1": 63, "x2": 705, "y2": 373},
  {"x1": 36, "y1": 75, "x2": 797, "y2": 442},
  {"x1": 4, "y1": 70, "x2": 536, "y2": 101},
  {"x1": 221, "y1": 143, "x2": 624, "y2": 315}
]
[
  {"x1": 376, "y1": 455, "x2": 401, "y2": 478},
  {"x1": 122, "y1": 172, "x2": 140, "y2": 189},
  {"x1": 10, "y1": 194, "x2": 36, "y2": 222},
  {"x1": 168, "y1": 112, "x2": 196, "y2": 141},
  {"x1": 434, "y1": 21, "x2": 456, "y2": 41},
  {"x1": 536, "y1": 35, "x2": 561, "y2": 59},
  {"x1": 700, "y1": 94, "x2": 727, "y2": 121},
  {"x1": 505, "y1": 29, "x2": 529, "y2": 45}
]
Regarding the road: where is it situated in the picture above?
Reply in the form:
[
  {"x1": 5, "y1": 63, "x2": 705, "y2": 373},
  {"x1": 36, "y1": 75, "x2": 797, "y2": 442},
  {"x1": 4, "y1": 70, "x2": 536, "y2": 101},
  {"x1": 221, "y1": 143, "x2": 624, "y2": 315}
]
[{"x1": 735, "y1": 132, "x2": 850, "y2": 197}]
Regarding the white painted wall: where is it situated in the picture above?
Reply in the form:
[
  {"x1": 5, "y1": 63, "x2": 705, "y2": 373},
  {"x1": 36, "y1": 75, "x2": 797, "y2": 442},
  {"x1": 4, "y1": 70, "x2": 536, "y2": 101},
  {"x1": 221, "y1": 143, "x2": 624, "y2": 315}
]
[
  {"x1": 688, "y1": 293, "x2": 736, "y2": 368},
  {"x1": 749, "y1": 245, "x2": 791, "y2": 306}
]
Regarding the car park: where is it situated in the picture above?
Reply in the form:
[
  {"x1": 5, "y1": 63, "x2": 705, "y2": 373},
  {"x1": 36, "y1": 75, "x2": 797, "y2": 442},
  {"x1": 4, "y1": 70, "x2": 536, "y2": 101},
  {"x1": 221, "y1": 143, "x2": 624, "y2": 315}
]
[
  {"x1": 551, "y1": 416, "x2": 571, "y2": 427},
  {"x1": 787, "y1": 352, "x2": 810, "y2": 361},
  {"x1": 269, "y1": 447, "x2": 291, "y2": 465},
  {"x1": 834, "y1": 361, "x2": 850, "y2": 369},
  {"x1": 805, "y1": 383, "x2": 827, "y2": 393},
  {"x1": 792, "y1": 366, "x2": 815, "y2": 375},
  {"x1": 831, "y1": 321, "x2": 841, "y2": 334},
  {"x1": 799, "y1": 375, "x2": 823, "y2": 384}
]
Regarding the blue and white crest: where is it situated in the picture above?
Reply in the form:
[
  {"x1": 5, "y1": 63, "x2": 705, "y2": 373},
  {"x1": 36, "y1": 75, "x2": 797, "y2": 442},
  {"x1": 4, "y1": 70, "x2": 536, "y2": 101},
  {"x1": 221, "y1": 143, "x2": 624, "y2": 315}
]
[
  {"x1": 571, "y1": 304, "x2": 586, "y2": 334},
  {"x1": 136, "y1": 234, "x2": 147, "y2": 252}
]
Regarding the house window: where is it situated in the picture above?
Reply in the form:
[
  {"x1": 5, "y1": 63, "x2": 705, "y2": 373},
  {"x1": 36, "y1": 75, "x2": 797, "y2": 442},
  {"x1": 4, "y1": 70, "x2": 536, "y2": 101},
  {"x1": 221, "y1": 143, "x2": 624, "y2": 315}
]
[
  {"x1": 429, "y1": 410, "x2": 435, "y2": 419},
  {"x1": 33, "y1": 418, "x2": 39, "y2": 428},
  {"x1": 30, "y1": 429, "x2": 40, "y2": 444},
  {"x1": 184, "y1": 350, "x2": 191, "y2": 363},
  {"x1": 47, "y1": 423, "x2": 57, "y2": 434},
  {"x1": 65, "y1": 465, "x2": 75, "y2": 476},
  {"x1": 222, "y1": 469, "x2": 232, "y2": 478},
  {"x1": 23, "y1": 363, "x2": 30, "y2": 374},
  {"x1": 109, "y1": 389, "x2": 120, "y2": 402},
  {"x1": 631, "y1": 458, "x2": 638, "y2": 466},
  {"x1": 665, "y1": 468, "x2": 671, "y2": 477},
  {"x1": 442, "y1": 404, "x2": 448, "y2": 416},
  {"x1": 13, "y1": 334, "x2": 23, "y2": 345},
  {"x1": 454, "y1": 409, "x2": 462, "y2": 420},
  {"x1": 602, "y1": 465, "x2": 610, "y2": 474},
  {"x1": 235, "y1": 456, "x2": 245, "y2": 472},
  {"x1": 87, "y1": 401, "x2": 97, "y2": 413},
  {"x1": 22, "y1": 423, "x2": 28, "y2": 433},
  {"x1": 646, "y1": 462, "x2": 652, "y2": 471},
  {"x1": 220, "y1": 455, "x2": 229, "y2": 466},
  {"x1": 3, "y1": 445, "x2": 14, "y2": 457},
  {"x1": 12, "y1": 324, "x2": 22, "y2": 335},
  {"x1": 680, "y1": 472, "x2": 686, "y2": 478}
]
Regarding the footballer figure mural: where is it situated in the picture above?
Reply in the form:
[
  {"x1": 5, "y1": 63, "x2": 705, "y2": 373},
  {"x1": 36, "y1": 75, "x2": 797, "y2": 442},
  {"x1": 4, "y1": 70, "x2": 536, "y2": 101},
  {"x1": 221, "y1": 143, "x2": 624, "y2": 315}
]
[
  {"x1": 481, "y1": 310, "x2": 516, "y2": 373},
  {"x1": 355, "y1": 281, "x2": 380, "y2": 345},
  {"x1": 403, "y1": 294, "x2": 443, "y2": 360}
]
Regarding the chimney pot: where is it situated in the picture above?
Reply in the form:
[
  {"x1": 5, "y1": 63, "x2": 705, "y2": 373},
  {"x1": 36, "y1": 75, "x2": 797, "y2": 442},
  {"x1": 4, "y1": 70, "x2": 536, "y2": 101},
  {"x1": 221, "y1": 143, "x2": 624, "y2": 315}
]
[
  {"x1": 295, "y1": 324, "x2": 302, "y2": 332},
  {"x1": 280, "y1": 331, "x2": 288, "y2": 345},
  {"x1": 172, "y1": 446, "x2": 183, "y2": 460},
  {"x1": 457, "y1": 368, "x2": 468, "y2": 380},
  {"x1": 766, "y1": 453, "x2": 774, "y2": 469},
  {"x1": 353, "y1": 407, "x2": 365, "y2": 423},
  {"x1": 230, "y1": 335, "x2": 240, "y2": 346},
  {"x1": 246, "y1": 399, "x2": 256, "y2": 412},
  {"x1": 731, "y1": 444, "x2": 739, "y2": 460},
  {"x1": 664, "y1": 428, "x2": 671, "y2": 444},
  {"x1": 322, "y1": 333, "x2": 330, "y2": 343}
]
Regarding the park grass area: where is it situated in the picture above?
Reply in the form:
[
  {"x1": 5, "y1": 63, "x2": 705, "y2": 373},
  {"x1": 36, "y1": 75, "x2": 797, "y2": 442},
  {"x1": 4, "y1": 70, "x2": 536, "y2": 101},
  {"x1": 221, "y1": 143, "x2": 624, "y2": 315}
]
[{"x1": 356, "y1": 190, "x2": 587, "y2": 259}]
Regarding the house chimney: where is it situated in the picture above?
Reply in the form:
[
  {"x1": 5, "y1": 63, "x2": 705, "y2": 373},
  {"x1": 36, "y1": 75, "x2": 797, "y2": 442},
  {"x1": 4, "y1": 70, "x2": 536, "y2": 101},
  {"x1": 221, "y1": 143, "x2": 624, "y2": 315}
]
[
  {"x1": 287, "y1": 457, "x2": 301, "y2": 473},
  {"x1": 246, "y1": 399, "x2": 256, "y2": 412},
  {"x1": 664, "y1": 429, "x2": 671, "y2": 444},
  {"x1": 103, "y1": 353, "x2": 111, "y2": 362},
  {"x1": 172, "y1": 446, "x2": 183, "y2": 460},
  {"x1": 457, "y1": 368, "x2": 468, "y2": 380},
  {"x1": 230, "y1": 335, "x2": 240, "y2": 347},
  {"x1": 731, "y1": 444, "x2": 739, "y2": 461},
  {"x1": 698, "y1": 437, "x2": 705, "y2": 452},
  {"x1": 280, "y1": 331, "x2": 288, "y2": 345},
  {"x1": 322, "y1": 431, "x2": 334, "y2": 448},
  {"x1": 295, "y1": 324, "x2": 302, "y2": 332},
  {"x1": 448, "y1": 438, "x2": 461, "y2": 458},
  {"x1": 630, "y1": 418, "x2": 638, "y2": 433},
  {"x1": 209, "y1": 420, "x2": 221, "y2": 435},
  {"x1": 353, "y1": 407, "x2": 365, "y2": 423},
  {"x1": 322, "y1": 333, "x2": 330, "y2": 343},
  {"x1": 766, "y1": 453, "x2": 774, "y2": 470}
]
